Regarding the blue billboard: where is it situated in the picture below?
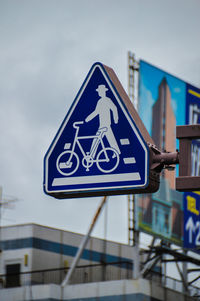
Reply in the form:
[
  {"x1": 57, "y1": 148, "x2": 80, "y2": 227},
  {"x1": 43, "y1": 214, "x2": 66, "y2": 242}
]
[{"x1": 137, "y1": 60, "x2": 200, "y2": 249}]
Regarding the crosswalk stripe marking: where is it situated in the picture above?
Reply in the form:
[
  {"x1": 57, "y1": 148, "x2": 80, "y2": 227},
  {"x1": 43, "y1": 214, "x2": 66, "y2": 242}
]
[
  {"x1": 123, "y1": 157, "x2": 136, "y2": 164},
  {"x1": 120, "y1": 138, "x2": 130, "y2": 145}
]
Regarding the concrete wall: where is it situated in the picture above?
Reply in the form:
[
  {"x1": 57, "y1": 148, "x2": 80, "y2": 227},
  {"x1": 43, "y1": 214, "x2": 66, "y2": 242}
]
[
  {"x1": 0, "y1": 279, "x2": 196, "y2": 301},
  {"x1": 0, "y1": 283, "x2": 61, "y2": 301}
]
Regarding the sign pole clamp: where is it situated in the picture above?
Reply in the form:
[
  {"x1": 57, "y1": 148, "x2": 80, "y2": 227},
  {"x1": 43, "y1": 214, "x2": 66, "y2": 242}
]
[{"x1": 149, "y1": 143, "x2": 179, "y2": 173}]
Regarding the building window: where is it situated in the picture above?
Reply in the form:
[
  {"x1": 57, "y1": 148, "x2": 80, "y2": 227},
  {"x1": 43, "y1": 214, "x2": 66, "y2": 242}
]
[{"x1": 5, "y1": 264, "x2": 21, "y2": 288}]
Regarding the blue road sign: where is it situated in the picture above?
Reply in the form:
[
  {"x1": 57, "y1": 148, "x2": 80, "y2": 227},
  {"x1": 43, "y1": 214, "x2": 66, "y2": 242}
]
[
  {"x1": 184, "y1": 191, "x2": 200, "y2": 250},
  {"x1": 44, "y1": 62, "x2": 150, "y2": 198}
]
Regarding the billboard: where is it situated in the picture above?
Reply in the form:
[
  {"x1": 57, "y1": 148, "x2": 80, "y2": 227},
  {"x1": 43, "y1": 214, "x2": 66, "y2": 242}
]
[
  {"x1": 184, "y1": 191, "x2": 200, "y2": 249},
  {"x1": 136, "y1": 60, "x2": 200, "y2": 247}
]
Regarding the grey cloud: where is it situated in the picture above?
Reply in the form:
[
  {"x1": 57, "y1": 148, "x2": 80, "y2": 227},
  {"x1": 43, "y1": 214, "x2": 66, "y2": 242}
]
[{"x1": 1, "y1": 0, "x2": 200, "y2": 243}]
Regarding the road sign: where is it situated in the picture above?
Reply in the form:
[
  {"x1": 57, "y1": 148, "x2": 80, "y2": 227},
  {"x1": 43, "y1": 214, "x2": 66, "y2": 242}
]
[
  {"x1": 44, "y1": 62, "x2": 157, "y2": 198},
  {"x1": 184, "y1": 191, "x2": 200, "y2": 250}
]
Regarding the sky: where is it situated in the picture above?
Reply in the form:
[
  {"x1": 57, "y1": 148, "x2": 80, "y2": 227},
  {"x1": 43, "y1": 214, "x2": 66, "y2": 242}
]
[{"x1": 1, "y1": 0, "x2": 200, "y2": 247}]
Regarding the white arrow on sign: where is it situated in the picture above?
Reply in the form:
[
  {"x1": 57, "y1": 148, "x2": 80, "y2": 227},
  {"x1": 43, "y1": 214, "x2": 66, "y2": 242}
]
[
  {"x1": 195, "y1": 221, "x2": 200, "y2": 246},
  {"x1": 185, "y1": 216, "x2": 196, "y2": 243}
]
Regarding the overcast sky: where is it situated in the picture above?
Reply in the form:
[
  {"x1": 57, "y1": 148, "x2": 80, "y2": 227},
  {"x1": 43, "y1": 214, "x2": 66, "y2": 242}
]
[{"x1": 1, "y1": 0, "x2": 200, "y2": 244}]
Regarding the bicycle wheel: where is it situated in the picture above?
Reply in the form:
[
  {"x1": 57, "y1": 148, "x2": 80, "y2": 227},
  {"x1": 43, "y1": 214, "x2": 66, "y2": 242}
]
[
  {"x1": 96, "y1": 147, "x2": 119, "y2": 173},
  {"x1": 56, "y1": 150, "x2": 79, "y2": 176}
]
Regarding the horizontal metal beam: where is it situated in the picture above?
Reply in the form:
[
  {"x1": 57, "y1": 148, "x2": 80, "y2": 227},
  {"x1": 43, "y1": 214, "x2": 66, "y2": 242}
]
[
  {"x1": 151, "y1": 246, "x2": 200, "y2": 266},
  {"x1": 177, "y1": 124, "x2": 200, "y2": 139},
  {"x1": 176, "y1": 176, "x2": 200, "y2": 191}
]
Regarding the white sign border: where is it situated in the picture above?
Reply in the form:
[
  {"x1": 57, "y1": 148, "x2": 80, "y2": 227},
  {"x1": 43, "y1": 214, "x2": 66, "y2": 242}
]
[{"x1": 44, "y1": 63, "x2": 149, "y2": 195}]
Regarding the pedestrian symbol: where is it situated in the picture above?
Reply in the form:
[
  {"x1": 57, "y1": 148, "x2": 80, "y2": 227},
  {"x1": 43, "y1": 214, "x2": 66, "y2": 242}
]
[
  {"x1": 85, "y1": 84, "x2": 121, "y2": 157},
  {"x1": 44, "y1": 62, "x2": 150, "y2": 198}
]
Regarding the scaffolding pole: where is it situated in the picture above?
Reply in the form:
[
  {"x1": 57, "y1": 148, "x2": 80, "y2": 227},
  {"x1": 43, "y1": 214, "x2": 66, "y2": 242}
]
[
  {"x1": 127, "y1": 51, "x2": 139, "y2": 247},
  {"x1": 127, "y1": 51, "x2": 141, "y2": 279}
]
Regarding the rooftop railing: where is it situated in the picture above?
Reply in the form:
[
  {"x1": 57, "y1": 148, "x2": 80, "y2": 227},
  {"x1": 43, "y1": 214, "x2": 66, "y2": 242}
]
[
  {"x1": 0, "y1": 261, "x2": 132, "y2": 288},
  {"x1": 0, "y1": 261, "x2": 199, "y2": 298}
]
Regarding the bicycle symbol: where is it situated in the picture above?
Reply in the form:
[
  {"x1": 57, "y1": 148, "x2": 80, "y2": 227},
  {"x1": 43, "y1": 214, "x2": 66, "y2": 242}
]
[{"x1": 56, "y1": 121, "x2": 120, "y2": 176}]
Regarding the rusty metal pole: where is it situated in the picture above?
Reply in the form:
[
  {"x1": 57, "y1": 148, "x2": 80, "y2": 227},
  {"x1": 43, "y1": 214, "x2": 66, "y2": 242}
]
[{"x1": 61, "y1": 196, "x2": 107, "y2": 287}]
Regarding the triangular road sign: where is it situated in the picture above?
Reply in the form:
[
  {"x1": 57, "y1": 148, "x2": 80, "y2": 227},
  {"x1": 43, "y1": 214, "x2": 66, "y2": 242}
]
[{"x1": 44, "y1": 62, "x2": 159, "y2": 198}]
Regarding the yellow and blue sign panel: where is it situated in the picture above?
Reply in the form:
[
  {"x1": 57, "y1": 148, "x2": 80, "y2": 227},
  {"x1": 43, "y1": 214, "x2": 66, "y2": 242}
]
[
  {"x1": 44, "y1": 63, "x2": 149, "y2": 198},
  {"x1": 184, "y1": 192, "x2": 200, "y2": 249}
]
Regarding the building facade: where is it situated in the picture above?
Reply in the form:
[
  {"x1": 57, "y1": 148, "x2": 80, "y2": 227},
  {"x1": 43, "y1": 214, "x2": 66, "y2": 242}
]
[{"x1": 0, "y1": 224, "x2": 198, "y2": 301}]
